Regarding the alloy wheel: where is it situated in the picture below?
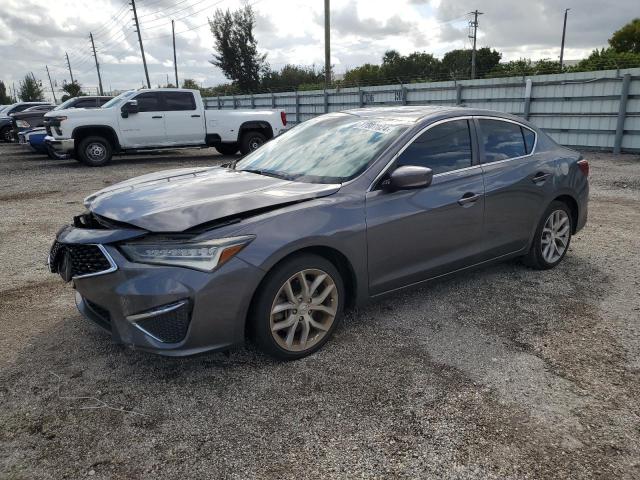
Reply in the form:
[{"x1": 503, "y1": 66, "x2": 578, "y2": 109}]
[
  {"x1": 86, "y1": 142, "x2": 106, "y2": 162},
  {"x1": 270, "y1": 269, "x2": 338, "y2": 352},
  {"x1": 541, "y1": 209, "x2": 570, "y2": 263}
]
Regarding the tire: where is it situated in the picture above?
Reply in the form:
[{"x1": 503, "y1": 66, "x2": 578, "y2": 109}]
[
  {"x1": 46, "y1": 144, "x2": 70, "y2": 160},
  {"x1": 215, "y1": 143, "x2": 239, "y2": 155},
  {"x1": 0, "y1": 126, "x2": 12, "y2": 143},
  {"x1": 250, "y1": 253, "x2": 345, "y2": 360},
  {"x1": 240, "y1": 131, "x2": 267, "y2": 155},
  {"x1": 77, "y1": 136, "x2": 113, "y2": 167},
  {"x1": 524, "y1": 200, "x2": 573, "y2": 270}
]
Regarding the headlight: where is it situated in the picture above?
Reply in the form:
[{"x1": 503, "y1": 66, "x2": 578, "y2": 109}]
[
  {"x1": 120, "y1": 236, "x2": 254, "y2": 271},
  {"x1": 16, "y1": 120, "x2": 30, "y2": 128}
]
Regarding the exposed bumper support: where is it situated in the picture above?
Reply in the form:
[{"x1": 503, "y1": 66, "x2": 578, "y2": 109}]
[{"x1": 45, "y1": 135, "x2": 75, "y2": 154}]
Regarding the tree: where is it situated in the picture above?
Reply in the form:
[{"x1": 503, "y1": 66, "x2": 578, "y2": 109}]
[
  {"x1": 0, "y1": 81, "x2": 13, "y2": 104},
  {"x1": 60, "y1": 81, "x2": 84, "y2": 102},
  {"x1": 571, "y1": 47, "x2": 640, "y2": 72},
  {"x1": 379, "y1": 50, "x2": 440, "y2": 82},
  {"x1": 18, "y1": 74, "x2": 45, "y2": 102},
  {"x1": 261, "y1": 65, "x2": 324, "y2": 92},
  {"x1": 209, "y1": 5, "x2": 266, "y2": 93},
  {"x1": 441, "y1": 48, "x2": 501, "y2": 79},
  {"x1": 609, "y1": 18, "x2": 640, "y2": 54},
  {"x1": 181, "y1": 78, "x2": 200, "y2": 89}
]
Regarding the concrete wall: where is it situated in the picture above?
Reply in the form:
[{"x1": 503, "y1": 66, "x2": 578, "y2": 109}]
[{"x1": 204, "y1": 68, "x2": 640, "y2": 153}]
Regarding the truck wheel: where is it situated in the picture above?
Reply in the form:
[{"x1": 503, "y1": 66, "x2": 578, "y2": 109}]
[
  {"x1": 47, "y1": 144, "x2": 70, "y2": 160},
  {"x1": 0, "y1": 126, "x2": 12, "y2": 143},
  {"x1": 215, "y1": 143, "x2": 239, "y2": 155},
  {"x1": 77, "y1": 136, "x2": 113, "y2": 167},
  {"x1": 240, "y1": 131, "x2": 267, "y2": 155}
]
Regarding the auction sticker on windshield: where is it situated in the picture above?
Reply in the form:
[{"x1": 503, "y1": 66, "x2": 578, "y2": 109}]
[{"x1": 353, "y1": 121, "x2": 403, "y2": 134}]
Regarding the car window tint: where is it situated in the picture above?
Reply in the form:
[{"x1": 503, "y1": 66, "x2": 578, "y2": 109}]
[
  {"x1": 522, "y1": 126, "x2": 536, "y2": 154},
  {"x1": 135, "y1": 93, "x2": 161, "y2": 112},
  {"x1": 161, "y1": 92, "x2": 196, "y2": 111},
  {"x1": 98, "y1": 98, "x2": 111, "y2": 106},
  {"x1": 479, "y1": 119, "x2": 527, "y2": 162},
  {"x1": 396, "y1": 119, "x2": 472, "y2": 175},
  {"x1": 75, "y1": 99, "x2": 98, "y2": 108}
]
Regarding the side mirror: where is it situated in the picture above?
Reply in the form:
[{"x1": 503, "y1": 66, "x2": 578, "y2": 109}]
[
  {"x1": 121, "y1": 100, "x2": 139, "y2": 118},
  {"x1": 383, "y1": 165, "x2": 433, "y2": 191}
]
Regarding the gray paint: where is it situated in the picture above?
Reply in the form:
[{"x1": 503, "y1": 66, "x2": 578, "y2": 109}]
[{"x1": 50, "y1": 106, "x2": 589, "y2": 356}]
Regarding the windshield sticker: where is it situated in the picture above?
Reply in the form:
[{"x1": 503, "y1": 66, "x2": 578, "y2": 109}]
[{"x1": 353, "y1": 121, "x2": 399, "y2": 134}]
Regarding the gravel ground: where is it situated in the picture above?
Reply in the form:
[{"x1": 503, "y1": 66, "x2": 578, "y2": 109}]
[{"x1": 0, "y1": 145, "x2": 639, "y2": 480}]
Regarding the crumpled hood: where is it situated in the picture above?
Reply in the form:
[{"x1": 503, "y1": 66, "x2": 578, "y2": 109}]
[{"x1": 85, "y1": 166, "x2": 340, "y2": 232}]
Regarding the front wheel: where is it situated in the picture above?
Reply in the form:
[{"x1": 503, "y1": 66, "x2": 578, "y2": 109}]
[
  {"x1": 240, "y1": 131, "x2": 267, "y2": 155},
  {"x1": 77, "y1": 136, "x2": 113, "y2": 167},
  {"x1": 524, "y1": 201, "x2": 573, "y2": 270},
  {"x1": 215, "y1": 143, "x2": 239, "y2": 155},
  {"x1": 251, "y1": 254, "x2": 345, "y2": 360}
]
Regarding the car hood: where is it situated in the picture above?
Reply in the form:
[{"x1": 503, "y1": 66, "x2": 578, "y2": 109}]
[{"x1": 85, "y1": 166, "x2": 341, "y2": 232}]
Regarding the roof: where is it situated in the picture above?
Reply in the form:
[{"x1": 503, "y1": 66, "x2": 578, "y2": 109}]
[{"x1": 341, "y1": 105, "x2": 533, "y2": 127}]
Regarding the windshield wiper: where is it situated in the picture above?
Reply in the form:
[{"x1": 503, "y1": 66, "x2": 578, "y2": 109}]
[{"x1": 239, "y1": 169, "x2": 296, "y2": 181}]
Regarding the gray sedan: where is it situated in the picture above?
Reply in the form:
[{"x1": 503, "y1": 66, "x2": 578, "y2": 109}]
[{"x1": 49, "y1": 106, "x2": 589, "y2": 360}]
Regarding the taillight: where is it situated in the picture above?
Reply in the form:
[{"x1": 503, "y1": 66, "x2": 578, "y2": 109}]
[
  {"x1": 577, "y1": 158, "x2": 589, "y2": 177},
  {"x1": 280, "y1": 111, "x2": 287, "y2": 126}
]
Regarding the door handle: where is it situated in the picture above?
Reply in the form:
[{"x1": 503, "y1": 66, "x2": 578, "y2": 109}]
[
  {"x1": 532, "y1": 172, "x2": 551, "y2": 183},
  {"x1": 458, "y1": 192, "x2": 481, "y2": 206},
  {"x1": 152, "y1": 115, "x2": 163, "y2": 119},
  {"x1": 191, "y1": 114, "x2": 201, "y2": 118}
]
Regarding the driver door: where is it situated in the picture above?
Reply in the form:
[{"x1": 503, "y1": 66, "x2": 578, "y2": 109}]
[
  {"x1": 117, "y1": 92, "x2": 167, "y2": 148},
  {"x1": 365, "y1": 118, "x2": 486, "y2": 295}
]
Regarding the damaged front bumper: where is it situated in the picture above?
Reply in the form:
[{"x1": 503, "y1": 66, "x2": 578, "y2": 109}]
[
  {"x1": 44, "y1": 135, "x2": 74, "y2": 154},
  {"x1": 49, "y1": 224, "x2": 263, "y2": 356}
]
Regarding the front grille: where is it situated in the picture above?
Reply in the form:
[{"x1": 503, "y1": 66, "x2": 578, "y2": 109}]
[
  {"x1": 50, "y1": 242, "x2": 113, "y2": 279},
  {"x1": 135, "y1": 302, "x2": 191, "y2": 343}
]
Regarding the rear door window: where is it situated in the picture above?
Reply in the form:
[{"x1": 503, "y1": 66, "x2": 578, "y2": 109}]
[
  {"x1": 160, "y1": 92, "x2": 196, "y2": 111},
  {"x1": 478, "y1": 119, "x2": 528, "y2": 163},
  {"x1": 522, "y1": 127, "x2": 536, "y2": 154},
  {"x1": 396, "y1": 119, "x2": 472, "y2": 175}
]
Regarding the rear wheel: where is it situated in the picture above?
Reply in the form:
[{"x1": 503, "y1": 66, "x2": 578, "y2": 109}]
[
  {"x1": 77, "y1": 136, "x2": 112, "y2": 167},
  {"x1": 46, "y1": 144, "x2": 70, "y2": 160},
  {"x1": 240, "y1": 131, "x2": 267, "y2": 155},
  {"x1": 1, "y1": 126, "x2": 12, "y2": 143},
  {"x1": 524, "y1": 200, "x2": 573, "y2": 270},
  {"x1": 215, "y1": 143, "x2": 239, "y2": 155},
  {"x1": 251, "y1": 254, "x2": 344, "y2": 360}
]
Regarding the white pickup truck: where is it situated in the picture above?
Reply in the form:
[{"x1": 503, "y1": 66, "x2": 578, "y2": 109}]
[{"x1": 44, "y1": 88, "x2": 287, "y2": 166}]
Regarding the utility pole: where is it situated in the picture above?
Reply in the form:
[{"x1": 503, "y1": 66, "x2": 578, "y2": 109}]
[
  {"x1": 65, "y1": 52, "x2": 75, "y2": 84},
  {"x1": 324, "y1": 0, "x2": 331, "y2": 87},
  {"x1": 45, "y1": 66, "x2": 57, "y2": 103},
  {"x1": 468, "y1": 9, "x2": 483, "y2": 79},
  {"x1": 172, "y1": 19, "x2": 179, "y2": 87},
  {"x1": 89, "y1": 33, "x2": 104, "y2": 95},
  {"x1": 559, "y1": 8, "x2": 570, "y2": 69},
  {"x1": 131, "y1": 0, "x2": 151, "y2": 88}
]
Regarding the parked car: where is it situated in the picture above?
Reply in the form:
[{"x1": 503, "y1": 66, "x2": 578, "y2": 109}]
[
  {"x1": 48, "y1": 106, "x2": 589, "y2": 360},
  {"x1": 10, "y1": 104, "x2": 55, "y2": 141},
  {"x1": 18, "y1": 127, "x2": 48, "y2": 153},
  {"x1": 44, "y1": 88, "x2": 287, "y2": 166},
  {"x1": 0, "y1": 102, "x2": 51, "y2": 142}
]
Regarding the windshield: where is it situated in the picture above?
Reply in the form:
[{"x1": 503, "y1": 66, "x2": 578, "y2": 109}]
[
  {"x1": 102, "y1": 91, "x2": 136, "y2": 109},
  {"x1": 53, "y1": 98, "x2": 78, "y2": 111},
  {"x1": 235, "y1": 113, "x2": 409, "y2": 184}
]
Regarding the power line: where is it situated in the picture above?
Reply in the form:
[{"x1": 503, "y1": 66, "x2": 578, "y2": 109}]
[{"x1": 468, "y1": 9, "x2": 483, "y2": 79}]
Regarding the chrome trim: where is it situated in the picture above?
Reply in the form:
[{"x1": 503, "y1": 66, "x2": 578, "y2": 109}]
[
  {"x1": 367, "y1": 115, "x2": 538, "y2": 191},
  {"x1": 127, "y1": 300, "x2": 189, "y2": 344},
  {"x1": 126, "y1": 300, "x2": 188, "y2": 322},
  {"x1": 72, "y1": 244, "x2": 118, "y2": 280}
]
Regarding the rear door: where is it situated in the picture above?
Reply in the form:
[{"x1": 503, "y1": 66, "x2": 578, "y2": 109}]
[
  {"x1": 475, "y1": 117, "x2": 552, "y2": 257},
  {"x1": 158, "y1": 91, "x2": 205, "y2": 145},
  {"x1": 366, "y1": 118, "x2": 486, "y2": 295},
  {"x1": 117, "y1": 92, "x2": 166, "y2": 147}
]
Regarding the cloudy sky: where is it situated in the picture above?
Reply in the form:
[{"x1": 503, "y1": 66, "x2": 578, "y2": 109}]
[{"x1": 1, "y1": 0, "x2": 636, "y2": 101}]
